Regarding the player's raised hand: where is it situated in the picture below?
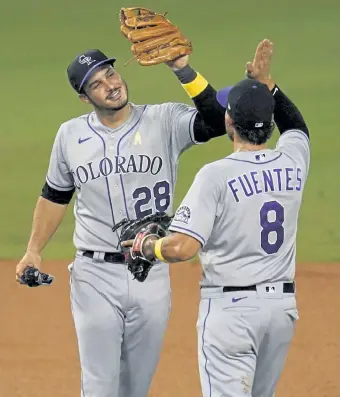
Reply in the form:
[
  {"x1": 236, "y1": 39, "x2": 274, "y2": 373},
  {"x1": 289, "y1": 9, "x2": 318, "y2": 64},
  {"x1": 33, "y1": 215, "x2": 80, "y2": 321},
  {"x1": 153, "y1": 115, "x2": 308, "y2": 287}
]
[{"x1": 246, "y1": 39, "x2": 275, "y2": 90}]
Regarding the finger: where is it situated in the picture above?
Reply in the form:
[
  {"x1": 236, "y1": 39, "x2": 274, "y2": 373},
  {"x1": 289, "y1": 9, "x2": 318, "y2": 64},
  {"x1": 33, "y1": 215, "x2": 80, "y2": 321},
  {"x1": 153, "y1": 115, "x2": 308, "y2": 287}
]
[
  {"x1": 261, "y1": 40, "x2": 270, "y2": 55},
  {"x1": 16, "y1": 272, "x2": 26, "y2": 284},
  {"x1": 121, "y1": 240, "x2": 134, "y2": 247},
  {"x1": 262, "y1": 39, "x2": 273, "y2": 56},
  {"x1": 15, "y1": 264, "x2": 30, "y2": 278},
  {"x1": 262, "y1": 41, "x2": 273, "y2": 66},
  {"x1": 16, "y1": 262, "x2": 36, "y2": 278},
  {"x1": 246, "y1": 61, "x2": 253, "y2": 73},
  {"x1": 16, "y1": 268, "x2": 25, "y2": 278},
  {"x1": 253, "y1": 40, "x2": 264, "y2": 64},
  {"x1": 258, "y1": 40, "x2": 270, "y2": 59},
  {"x1": 268, "y1": 41, "x2": 274, "y2": 58},
  {"x1": 246, "y1": 62, "x2": 254, "y2": 78}
]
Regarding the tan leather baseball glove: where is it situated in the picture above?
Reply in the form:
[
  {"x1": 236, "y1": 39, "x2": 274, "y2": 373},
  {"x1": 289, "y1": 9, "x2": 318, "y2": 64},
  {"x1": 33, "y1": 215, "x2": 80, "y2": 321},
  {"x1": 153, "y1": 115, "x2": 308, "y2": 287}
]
[{"x1": 119, "y1": 7, "x2": 193, "y2": 66}]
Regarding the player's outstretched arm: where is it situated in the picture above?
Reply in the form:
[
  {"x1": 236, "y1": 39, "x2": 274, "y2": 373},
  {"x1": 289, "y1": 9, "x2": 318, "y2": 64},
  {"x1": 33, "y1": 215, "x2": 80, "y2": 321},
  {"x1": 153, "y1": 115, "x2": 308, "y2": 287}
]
[
  {"x1": 121, "y1": 164, "x2": 219, "y2": 264},
  {"x1": 15, "y1": 192, "x2": 71, "y2": 283},
  {"x1": 120, "y1": 8, "x2": 226, "y2": 143},
  {"x1": 271, "y1": 86, "x2": 309, "y2": 138},
  {"x1": 246, "y1": 39, "x2": 309, "y2": 138},
  {"x1": 143, "y1": 232, "x2": 200, "y2": 263},
  {"x1": 121, "y1": 230, "x2": 201, "y2": 263},
  {"x1": 169, "y1": 57, "x2": 227, "y2": 143}
]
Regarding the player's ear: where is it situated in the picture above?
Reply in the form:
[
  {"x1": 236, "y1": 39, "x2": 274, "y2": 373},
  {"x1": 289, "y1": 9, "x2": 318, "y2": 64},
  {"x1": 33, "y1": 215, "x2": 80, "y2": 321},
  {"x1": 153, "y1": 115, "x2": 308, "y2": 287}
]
[
  {"x1": 225, "y1": 113, "x2": 233, "y2": 130},
  {"x1": 79, "y1": 93, "x2": 90, "y2": 105},
  {"x1": 225, "y1": 112, "x2": 231, "y2": 123}
]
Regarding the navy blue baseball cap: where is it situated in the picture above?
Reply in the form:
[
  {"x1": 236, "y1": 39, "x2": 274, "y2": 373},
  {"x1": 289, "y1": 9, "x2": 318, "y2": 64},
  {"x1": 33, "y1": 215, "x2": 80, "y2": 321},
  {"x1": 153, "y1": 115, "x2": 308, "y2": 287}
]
[
  {"x1": 67, "y1": 49, "x2": 116, "y2": 94},
  {"x1": 216, "y1": 79, "x2": 275, "y2": 129}
]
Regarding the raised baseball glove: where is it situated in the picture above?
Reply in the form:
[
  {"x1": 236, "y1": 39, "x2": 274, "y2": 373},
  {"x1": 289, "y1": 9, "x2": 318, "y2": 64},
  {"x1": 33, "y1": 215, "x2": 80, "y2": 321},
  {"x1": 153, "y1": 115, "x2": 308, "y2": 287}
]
[
  {"x1": 20, "y1": 267, "x2": 54, "y2": 287},
  {"x1": 119, "y1": 7, "x2": 193, "y2": 66},
  {"x1": 113, "y1": 212, "x2": 173, "y2": 282}
]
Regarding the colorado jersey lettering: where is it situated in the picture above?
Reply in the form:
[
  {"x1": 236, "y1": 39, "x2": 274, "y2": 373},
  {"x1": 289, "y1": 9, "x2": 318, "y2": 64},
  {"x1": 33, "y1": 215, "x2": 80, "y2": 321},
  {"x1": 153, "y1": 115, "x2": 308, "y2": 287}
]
[{"x1": 46, "y1": 102, "x2": 198, "y2": 251}]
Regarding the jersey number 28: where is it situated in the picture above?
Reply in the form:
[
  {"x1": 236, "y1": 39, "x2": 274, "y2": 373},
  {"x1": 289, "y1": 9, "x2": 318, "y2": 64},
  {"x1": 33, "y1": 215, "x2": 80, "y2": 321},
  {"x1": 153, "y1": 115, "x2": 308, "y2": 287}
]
[
  {"x1": 260, "y1": 200, "x2": 284, "y2": 254},
  {"x1": 133, "y1": 180, "x2": 170, "y2": 218}
]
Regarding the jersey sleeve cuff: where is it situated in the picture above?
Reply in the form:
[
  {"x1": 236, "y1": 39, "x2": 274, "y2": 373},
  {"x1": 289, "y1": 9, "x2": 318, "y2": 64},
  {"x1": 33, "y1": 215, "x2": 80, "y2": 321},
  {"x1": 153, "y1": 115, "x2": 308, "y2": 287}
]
[
  {"x1": 46, "y1": 176, "x2": 75, "y2": 191},
  {"x1": 168, "y1": 225, "x2": 206, "y2": 246},
  {"x1": 279, "y1": 129, "x2": 310, "y2": 143},
  {"x1": 189, "y1": 111, "x2": 204, "y2": 145}
]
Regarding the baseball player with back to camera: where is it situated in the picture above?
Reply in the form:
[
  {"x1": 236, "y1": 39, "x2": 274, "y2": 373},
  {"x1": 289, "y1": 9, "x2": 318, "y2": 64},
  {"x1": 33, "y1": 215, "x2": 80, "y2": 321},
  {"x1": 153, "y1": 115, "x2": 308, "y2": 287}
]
[
  {"x1": 15, "y1": 8, "x2": 227, "y2": 397},
  {"x1": 122, "y1": 39, "x2": 311, "y2": 397}
]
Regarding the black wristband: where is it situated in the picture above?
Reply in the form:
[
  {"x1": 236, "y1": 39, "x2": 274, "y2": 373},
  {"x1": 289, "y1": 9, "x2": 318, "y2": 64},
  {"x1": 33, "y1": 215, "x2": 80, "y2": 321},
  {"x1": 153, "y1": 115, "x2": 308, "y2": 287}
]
[{"x1": 173, "y1": 64, "x2": 197, "y2": 84}]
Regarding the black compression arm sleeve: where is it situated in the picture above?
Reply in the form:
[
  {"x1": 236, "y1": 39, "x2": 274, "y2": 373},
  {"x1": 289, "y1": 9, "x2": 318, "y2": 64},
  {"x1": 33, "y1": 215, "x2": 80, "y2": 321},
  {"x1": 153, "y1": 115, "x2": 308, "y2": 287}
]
[
  {"x1": 173, "y1": 65, "x2": 226, "y2": 142},
  {"x1": 272, "y1": 85, "x2": 309, "y2": 138},
  {"x1": 192, "y1": 85, "x2": 226, "y2": 142},
  {"x1": 41, "y1": 182, "x2": 75, "y2": 205}
]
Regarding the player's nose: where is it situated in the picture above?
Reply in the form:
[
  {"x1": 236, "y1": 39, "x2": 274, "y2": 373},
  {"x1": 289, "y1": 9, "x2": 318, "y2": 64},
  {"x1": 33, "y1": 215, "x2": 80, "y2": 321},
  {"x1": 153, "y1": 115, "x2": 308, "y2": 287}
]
[
  {"x1": 106, "y1": 81, "x2": 120, "y2": 92},
  {"x1": 105, "y1": 81, "x2": 114, "y2": 91}
]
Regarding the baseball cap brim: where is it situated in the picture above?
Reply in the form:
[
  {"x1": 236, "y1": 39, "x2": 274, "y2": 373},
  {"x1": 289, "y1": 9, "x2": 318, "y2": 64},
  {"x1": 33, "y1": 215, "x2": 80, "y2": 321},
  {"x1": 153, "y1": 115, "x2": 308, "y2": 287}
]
[
  {"x1": 79, "y1": 57, "x2": 116, "y2": 92},
  {"x1": 216, "y1": 86, "x2": 234, "y2": 108}
]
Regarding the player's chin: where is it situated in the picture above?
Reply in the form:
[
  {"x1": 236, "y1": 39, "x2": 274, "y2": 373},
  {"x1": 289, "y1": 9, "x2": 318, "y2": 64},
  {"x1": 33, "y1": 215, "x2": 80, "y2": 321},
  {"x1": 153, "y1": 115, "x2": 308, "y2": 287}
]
[{"x1": 106, "y1": 96, "x2": 128, "y2": 111}]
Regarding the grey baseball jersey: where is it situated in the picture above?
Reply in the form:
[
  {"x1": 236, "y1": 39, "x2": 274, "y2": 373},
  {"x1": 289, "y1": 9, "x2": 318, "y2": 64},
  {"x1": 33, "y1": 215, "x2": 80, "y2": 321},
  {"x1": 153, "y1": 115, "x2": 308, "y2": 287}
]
[
  {"x1": 47, "y1": 101, "x2": 201, "y2": 397},
  {"x1": 170, "y1": 129, "x2": 310, "y2": 287},
  {"x1": 46, "y1": 102, "x2": 198, "y2": 251}
]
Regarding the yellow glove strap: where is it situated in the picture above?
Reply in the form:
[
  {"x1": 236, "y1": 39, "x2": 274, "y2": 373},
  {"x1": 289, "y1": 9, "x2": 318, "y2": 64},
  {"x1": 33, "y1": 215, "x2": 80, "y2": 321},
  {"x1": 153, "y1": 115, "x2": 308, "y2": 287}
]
[
  {"x1": 182, "y1": 73, "x2": 209, "y2": 98},
  {"x1": 154, "y1": 238, "x2": 166, "y2": 262}
]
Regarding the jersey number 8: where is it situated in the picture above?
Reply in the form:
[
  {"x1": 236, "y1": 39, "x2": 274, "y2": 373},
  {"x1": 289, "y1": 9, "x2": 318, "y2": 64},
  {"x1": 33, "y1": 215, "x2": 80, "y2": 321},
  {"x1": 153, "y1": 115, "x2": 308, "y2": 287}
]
[
  {"x1": 133, "y1": 180, "x2": 170, "y2": 219},
  {"x1": 260, "y1": 200, "x2": 284, "y2": 255}
]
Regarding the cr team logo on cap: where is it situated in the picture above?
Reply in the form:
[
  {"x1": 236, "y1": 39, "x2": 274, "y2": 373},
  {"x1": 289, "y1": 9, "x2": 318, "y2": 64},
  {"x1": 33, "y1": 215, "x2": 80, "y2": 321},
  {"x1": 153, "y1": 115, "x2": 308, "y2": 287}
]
[{"x1": 78, "y1": 55, "x2": 97, "y2": 66}]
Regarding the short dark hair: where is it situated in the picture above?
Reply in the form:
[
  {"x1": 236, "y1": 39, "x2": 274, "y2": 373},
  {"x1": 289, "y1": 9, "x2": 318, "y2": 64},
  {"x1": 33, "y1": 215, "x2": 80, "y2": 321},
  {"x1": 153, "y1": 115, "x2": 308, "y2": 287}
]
[{"x1": 234, "y1": 121, "x2": 276, "y2": 145}]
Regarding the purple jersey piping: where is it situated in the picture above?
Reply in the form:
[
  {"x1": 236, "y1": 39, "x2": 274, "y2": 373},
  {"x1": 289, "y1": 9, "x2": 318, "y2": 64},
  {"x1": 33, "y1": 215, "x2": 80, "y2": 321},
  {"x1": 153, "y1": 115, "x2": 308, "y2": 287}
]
[{"x1": 116, "y1": 105, "x2": 148, "y2": 220}]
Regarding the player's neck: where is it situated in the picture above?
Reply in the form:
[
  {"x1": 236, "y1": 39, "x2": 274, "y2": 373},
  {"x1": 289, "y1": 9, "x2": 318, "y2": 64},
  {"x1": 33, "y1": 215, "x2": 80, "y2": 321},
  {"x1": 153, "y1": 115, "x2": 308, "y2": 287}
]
[
  {"x1": 234, "y1": 142, "x2": 267, "y2": 153},
  {"x1": 95, "y1": 103, "x2": 132, "y2": 130}
]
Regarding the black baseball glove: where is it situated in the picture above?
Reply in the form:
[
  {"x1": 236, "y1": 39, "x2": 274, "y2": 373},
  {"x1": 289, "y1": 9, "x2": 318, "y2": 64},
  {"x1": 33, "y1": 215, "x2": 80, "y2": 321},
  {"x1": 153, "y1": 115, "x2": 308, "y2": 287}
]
[
  {"x1": 113, "y1": 212, "x2": 173, "y2": 282},
  {"x1": 20, "y1": 267, "x2": 54, "y2": 287}
]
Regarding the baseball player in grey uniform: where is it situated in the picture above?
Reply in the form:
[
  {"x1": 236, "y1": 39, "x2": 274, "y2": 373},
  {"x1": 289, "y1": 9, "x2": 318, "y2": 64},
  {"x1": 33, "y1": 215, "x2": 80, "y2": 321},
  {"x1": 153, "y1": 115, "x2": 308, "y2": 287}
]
[
  {"x1": 122, "y1": 39, "x2": 310, "y2": 397},
  {"x1": 15, "y1": 48, "x2": 227, "y2": 396}
]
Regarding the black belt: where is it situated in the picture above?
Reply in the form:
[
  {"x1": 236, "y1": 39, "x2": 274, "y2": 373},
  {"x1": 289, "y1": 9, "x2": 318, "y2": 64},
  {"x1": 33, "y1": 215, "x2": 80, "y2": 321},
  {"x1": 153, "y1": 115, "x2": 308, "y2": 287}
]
[
  {"x1": 222, "y1": 282, "x2": 295, "y2": 293},
  {"x1": 83, "y1": 250, "x2": 125, "y2": 264}
]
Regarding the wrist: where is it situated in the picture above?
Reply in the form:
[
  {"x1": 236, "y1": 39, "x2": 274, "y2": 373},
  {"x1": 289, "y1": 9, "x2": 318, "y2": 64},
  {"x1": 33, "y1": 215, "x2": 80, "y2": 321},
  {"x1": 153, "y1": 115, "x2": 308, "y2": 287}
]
[
  {"x1": 257, "y1": 77, "x2": 275, "y2": 91},
  {"x1": 26, "y1": 247, "x2": 41, "y2": 256},
  {"x1": 154, "y1": 238, "x2": 166, "y2": 262},
  {"x1": 266, "y1": 78, "x2": 275, "y2": 91},
  {"x1": 141, "y1": 235, "x2": 159, "y2": 261},
  {"x1": 173, "y1": 64, "x2": 197, "y2": 84},
  {"x1": 246, "y1": 74, "x2": 275, "y2": 92}
]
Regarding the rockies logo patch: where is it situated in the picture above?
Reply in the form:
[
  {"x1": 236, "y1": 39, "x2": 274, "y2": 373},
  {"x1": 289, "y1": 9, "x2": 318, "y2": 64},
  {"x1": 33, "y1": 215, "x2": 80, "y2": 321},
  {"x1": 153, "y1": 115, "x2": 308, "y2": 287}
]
[{"x1": 174, "y1": 206, "x2": 191, "y2": 224}]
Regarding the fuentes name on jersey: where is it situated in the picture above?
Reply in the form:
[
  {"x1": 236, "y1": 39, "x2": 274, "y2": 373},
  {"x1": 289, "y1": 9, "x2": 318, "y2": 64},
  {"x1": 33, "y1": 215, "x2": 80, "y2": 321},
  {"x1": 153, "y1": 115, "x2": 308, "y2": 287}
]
[{"x1": 228, "y1": 167, "x2": 302, "y2": 203}]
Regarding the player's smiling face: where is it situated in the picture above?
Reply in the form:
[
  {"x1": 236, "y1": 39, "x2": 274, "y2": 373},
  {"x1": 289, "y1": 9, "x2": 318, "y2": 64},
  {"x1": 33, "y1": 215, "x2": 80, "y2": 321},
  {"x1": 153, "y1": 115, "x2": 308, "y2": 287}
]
[{"x1": 80, "y1": 65, "x2": 129, "y2": 111}]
